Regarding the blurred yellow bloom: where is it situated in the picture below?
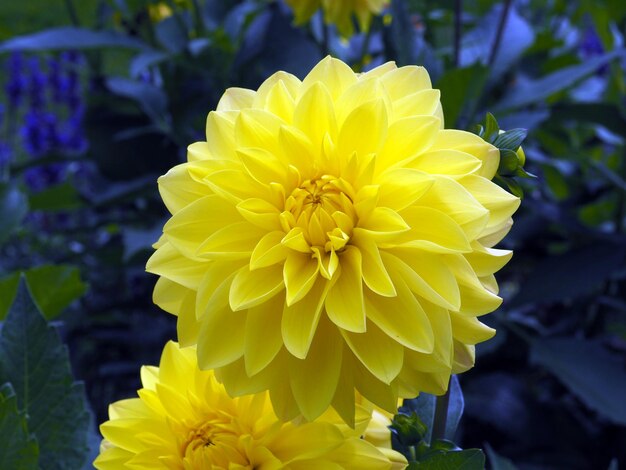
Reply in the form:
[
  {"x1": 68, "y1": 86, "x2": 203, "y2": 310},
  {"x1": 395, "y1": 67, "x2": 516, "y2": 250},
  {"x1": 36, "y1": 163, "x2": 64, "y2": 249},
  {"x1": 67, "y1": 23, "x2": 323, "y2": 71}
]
[
  {"x1": 147, "y1": 56, "x2": 520, "y2": 424},
  {"x1": 94, "y1": 341, "x2": 407, "y2": 469},
  {"x1": 285, "y1": 0, "x2": 389, "y2": 37}
]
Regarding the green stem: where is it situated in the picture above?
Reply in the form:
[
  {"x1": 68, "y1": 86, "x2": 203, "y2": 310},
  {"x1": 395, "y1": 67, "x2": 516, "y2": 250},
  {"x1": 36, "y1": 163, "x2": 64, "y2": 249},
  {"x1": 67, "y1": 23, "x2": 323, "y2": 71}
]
[
  {"x1": 64, "y1": 0, "x2": 80, "y2": 26},
  {"x1": 488, "y1": 0, "x2": 512, "y2": 66},
  {"x1": 431, "y1": 380, "x2": 451, "y2": 442},
  {"x1": 453, "y1": 0, "x2": 462, "y2": 67}
]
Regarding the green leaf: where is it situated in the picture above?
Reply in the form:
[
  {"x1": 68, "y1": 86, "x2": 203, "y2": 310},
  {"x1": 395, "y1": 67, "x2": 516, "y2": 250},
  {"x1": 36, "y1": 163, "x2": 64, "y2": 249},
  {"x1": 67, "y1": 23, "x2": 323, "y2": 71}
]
[
  {"x1": 28, "y1": 181, "x2": 83, "y2": 211},
  {"x1": 550, "y1": 103, "x2": 626, "y2": 137},
  {"x1": 0, "y1": 183, "x2": 28, "y2": 245},
  {"x1": 498, "y1": 149, "x2": 520, "y2": 174},
  {"x1": 496, "y1": 50, "x2": 625, "y2": 111},
  {"x1": 155, "y1": 14, "x2": 189, "y2": 54},
  {"x1": 391, "y1": 412, "x2": 428, "y2": 446},
  {"x1": 530, "y1": 338, "x2": 626, "y2": 425},
  {"x1": 105, "y1": 77, "x2": 170, "y2": 128},
  {"x1": 443, "y1": 376, "x2": 464, "y2": 442},
  {"x1": 483, "y1": 113, "x2": 500, "y2": 142},
  {"x1": 0, "y1": 27, "x2": 150, "y2": 52},
  {"x1": 0, "y1": 266, "x2": 86, "y2": 321},
  {"x1": 0, "y1": 273, "x2": 20, "y2": 321},
  {"x1": 509, "y1": 243, "x2": 626, "y2": 307},
  {"x1": 493, "y1": 129, "x2": 527, "y2": 150},
  {"x1": 386, "y1": 0, "x2": 417, "y2": 66},
  {"x1": 436, "y1": 64, "x2": 489, "y2": 129},
  {"x1": 0, "y1": 278, "x2": 90, "y2": 468},
  {"x1": 0, "y1": 383, "x2": 39, "y2": 469},
  {"x1": 24, "y1": 265, "x2": 87, "y2": 320},
  {"x1": 418, "y1": 449, "x2": 486, "y2": 469},
  {"x1": 401, "y1": 375, "x2": 464, "y2": 444},
  {"x1": 485, "y1": 443, "x2": 518, "y2": 470}
]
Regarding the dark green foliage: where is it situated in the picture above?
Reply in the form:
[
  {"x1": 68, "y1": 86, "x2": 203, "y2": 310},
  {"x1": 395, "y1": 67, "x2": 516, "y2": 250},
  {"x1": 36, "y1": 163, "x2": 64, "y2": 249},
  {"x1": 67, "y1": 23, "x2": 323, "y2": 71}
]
[
  {"x1": 0, "y1": 280, "x2": 90, "y2": 469},
  {"x1": 0, "y1": 1, "x2": 625, "y2": 469}
]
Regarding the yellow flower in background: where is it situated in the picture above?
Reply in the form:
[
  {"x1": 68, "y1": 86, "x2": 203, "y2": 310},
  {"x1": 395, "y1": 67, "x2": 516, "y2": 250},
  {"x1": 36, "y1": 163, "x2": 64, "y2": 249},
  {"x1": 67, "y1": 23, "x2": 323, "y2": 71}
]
[
  {"x1": 94, "y1": 341, "x2": 407, "y2": 469},
  {"x1": 285, "y1": 0, "x2": 389, "y2": 37},
  {"x1": 147, "y1": 56, "x2": 520, "y2": 425}
]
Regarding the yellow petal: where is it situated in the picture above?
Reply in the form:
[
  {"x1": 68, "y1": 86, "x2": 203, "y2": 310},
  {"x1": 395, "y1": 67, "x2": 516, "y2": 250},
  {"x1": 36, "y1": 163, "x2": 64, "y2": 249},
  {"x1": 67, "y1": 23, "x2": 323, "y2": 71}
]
[
  {"x1": 384, "y1": 251, "x2": 460, "y2": 311},
  {"x1": 205, "y1": 111, "x2": 237, "y2": 160},
  {"x1": 244, "y1": 294, "x2": 285, "y2": 376},
  {"x1": 235, "y1": 108, "x2": 284, "y2": 156},
  {"x1": 250, "y1": 231, "x2": 289, "y2": 270},
  {"x1": 196, "y1": 221, "x2": 264, "y2": 259},
  {"x1": 284, "y1": 252, "x2": 320, "y2": 305},
  {"x1": 337, "y1": 99, "x2": 388, "y2": 159},
  {"x1": 229, "y1": 265, "x2": 285, "y2": 311},
  {"x1": 237, "y1": 146, "x2": 289, "y2": 185},
  {"x1": 146, "y1": 242, "x2": 207, "y2": 290},
  {"x1": 325, "y1": 246, "x2": 366, "y2": 333},
  {"x1": 414, "y1": 176, "x2": 490, "y2": 241},
  {"x1": 364, "y1": 273, "x2": 434, "y2": 353},
  {"x1": 430, "y1": 129, "x2": 500, "y2": 179},
  {"x1": 392, "y1": 89, "x2": 441, "y2": 121},
  {"x1": 351, "y1": 234, "x2": 396, "y2": 297},
  {"x1": 216, "y1": 87, "x2": 255, "y2": 111},
  {"x1": 158, "y1": 162, "x2": 209, "y2": 214},
  {"x1": 282, "y1": 277, "x2": 331, "y2": 359},
  {"x1": 409, "y1": 149, "x2": 482, "y2": 177},
  {"x1": 342, "y1": 322, "x2": 403, "y2": 384},
  {"x1": 376, "y1": 168, "x2": 434, "y2": 212},
  {"x1": 464, "y1": 243, "x2": 513, "y2": 277},
  {"x1": 376, "y1": 116, "x2": 440, "y2": 173},
  {"x1": 162, "y1": 194, "x2": 241, "y2": 259},
  {"x1": 293, "y1": 82, "x2": 338, "y2": 154},
  {"x1": 289, "y1": 318, "x2": 343, "y2": 421},
  {"x1": 399, "y1": 206, "x2": 472, "y2": 253},
  {"x1": 380, "y1": 65, "x2": 433, "y2": 101},
  {"x1": 237, "y1": 197, "x2": 282, "y2": 231},
  {"x1": 301, "y1": 56, "x2": 357, "y2": 101},
  {"x1": 450, "y1": 312, "x2": 495, "y2": 344}
]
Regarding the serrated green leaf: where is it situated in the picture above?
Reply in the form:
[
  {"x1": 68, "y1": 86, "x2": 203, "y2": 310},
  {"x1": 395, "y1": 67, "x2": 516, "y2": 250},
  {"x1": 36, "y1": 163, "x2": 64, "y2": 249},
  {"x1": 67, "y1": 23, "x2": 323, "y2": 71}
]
[
  {"x1": 0, "y1": 273, "x2": 20, "y2": 321},
  {"x1": 0, "y1": 278, "x2": 90, "y2": 469},
  {"x1": 419, "y1": 449, "x2": 486, "y2": 469},
  {"x1": 0, "y1": 265, "x2": 87, "y2": 321},
  {"x1": 0, "y1": 183, "x2": 28, "y2": 245},
  {"x1": 493, "y1": 129, "x2": 527, "y2": 150},
  {"x1": 530, "y1": 338, "x2": 626, "y2": 425},
  {"x1": 0, "y1": 383, "x2": 39, "y2": 470}
]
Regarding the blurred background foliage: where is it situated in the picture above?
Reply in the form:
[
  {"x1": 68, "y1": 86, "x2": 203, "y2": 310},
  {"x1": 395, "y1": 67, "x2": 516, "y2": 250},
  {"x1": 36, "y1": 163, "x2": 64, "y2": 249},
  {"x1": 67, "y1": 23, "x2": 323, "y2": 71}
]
[{"x1": 0, "y1": 0, "x2": 625, "y2": 468}]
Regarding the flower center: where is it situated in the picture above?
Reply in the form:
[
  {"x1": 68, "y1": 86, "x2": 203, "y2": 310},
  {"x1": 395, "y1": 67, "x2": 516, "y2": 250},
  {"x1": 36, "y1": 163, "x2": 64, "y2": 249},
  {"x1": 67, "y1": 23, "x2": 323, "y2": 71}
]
[
  {"x1": 182, "y1": 421, "x2": 255, "y2": 468},
  {"x1": 281, "y1": 175, "x2": 357, "y2": 252}
]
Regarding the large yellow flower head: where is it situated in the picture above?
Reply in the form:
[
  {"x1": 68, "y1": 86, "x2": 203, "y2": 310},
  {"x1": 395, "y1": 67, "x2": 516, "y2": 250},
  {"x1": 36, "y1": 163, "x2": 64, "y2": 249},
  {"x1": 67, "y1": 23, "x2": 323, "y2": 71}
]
[
  {"x1": 94, "y1": 341, "x2": 406, "y2": 469},
  {"x1": 147, "y1": 56, "x2": 520, "y2": 424},
  {"x1": 285, "y1": 0, "x2": 389, "y2": 37}
]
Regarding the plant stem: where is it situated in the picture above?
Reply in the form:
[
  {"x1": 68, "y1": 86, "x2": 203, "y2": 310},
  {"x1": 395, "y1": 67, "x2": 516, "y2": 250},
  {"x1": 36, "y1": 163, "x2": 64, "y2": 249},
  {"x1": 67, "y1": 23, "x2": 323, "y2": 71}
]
[
  {"x1": 431, "y1": 380, "x2": 451, "y2": 442},
  {"x1": 453, "y1": 0, "x2": 462, "y2": 67},
  {"x1": 64, "y1": 0, "x2": 80, "y2": 26},
  {"x1": 488, "y1": 0, "x2": 512, "y2": 67}
]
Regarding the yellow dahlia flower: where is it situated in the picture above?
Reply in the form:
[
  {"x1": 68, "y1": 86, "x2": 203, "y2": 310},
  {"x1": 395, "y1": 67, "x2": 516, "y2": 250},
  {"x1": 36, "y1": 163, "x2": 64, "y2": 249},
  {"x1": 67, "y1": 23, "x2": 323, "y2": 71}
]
[
  {"x1": 285, "y1": 0, "x2": 389, "y2": 37},
  {"x1": 94, "y1": 341, "x2": 407, "y2": 469},
  {"x1": 147, "y1": 56, "x2": 520, "y2": 424}
]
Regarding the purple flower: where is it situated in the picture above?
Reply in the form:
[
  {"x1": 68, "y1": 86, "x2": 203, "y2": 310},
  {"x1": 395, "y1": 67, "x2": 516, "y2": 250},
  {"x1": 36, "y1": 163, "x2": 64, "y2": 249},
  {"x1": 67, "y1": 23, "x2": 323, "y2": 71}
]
[
  {"x1": 5, "y1": 52, "x2": 26, "y2": 108},
  {"x1": 27, "y1": 57, "x2": 47, "y2": 111}
]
